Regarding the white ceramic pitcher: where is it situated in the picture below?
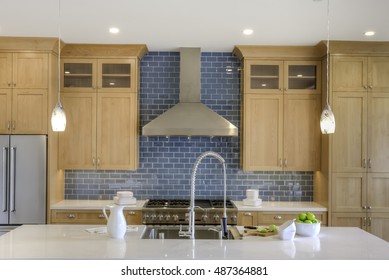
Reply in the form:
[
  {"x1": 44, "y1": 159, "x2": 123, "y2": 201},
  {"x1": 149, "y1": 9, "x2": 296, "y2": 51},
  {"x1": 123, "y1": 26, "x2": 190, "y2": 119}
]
[{"x1": 103, "y1": 204, "x2": 127, "y2": 239}]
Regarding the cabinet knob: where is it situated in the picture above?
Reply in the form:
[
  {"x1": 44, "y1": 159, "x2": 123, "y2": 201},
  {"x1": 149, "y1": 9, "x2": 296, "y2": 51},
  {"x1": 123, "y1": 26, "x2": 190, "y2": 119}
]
[
  {"x1": 369, "y1": 85, "x2": 373, "y2": 89},
  {"x1": 284, "y1": 159, "x2": 288, "y2": 167},
  {"x1": 362, "y1": 205, "x2": 367, "y2": 209},
  {"x1": 97, "y1": 157, "x2": 100, "y2": 167},
  {"x1": 244, "y1": 212, "x2": 252, "y2": 216},
  {"x1": 13, "y1": 83, "x2": 16, "y2": 87},
  {"x1": 367, "y1": 217, "x2": 372, "y2": 226},
  {"x1": 8, "y1": 83, "x2": 11, "y2": 87},
  {"x1": 362, "y1": 158, "x2": 367, "y2": 168},
  {"x1": 7, "y1": 121, "x2": 11, "y2": 130},
  {"x1": 12, "y1": 121, "x2": 15, "y2": 130},
  {"x1": 128, "y1": 211, "x2": 135, "y2": 215},
  {"x1": 367, "y1": 206, "x2": 372, "y2": 210},
  {"x1": 368, "y1": 159, "x2": 372, "y2": 168},
  {"x1": 364, "y1": 85, "x2": 368, "y2": 89},
  {"x1": 273, "y1": 215, "x2": 282, "y2": 220},
  {"x1": 67, "y1": 214, "x2": 76, "y2": 219},
  {"x1": 92, "y1": 157, "x2": 96, "y2": 166},
  {"x1": 98, "y1": 214, "x2": 105, "y2": 219}
]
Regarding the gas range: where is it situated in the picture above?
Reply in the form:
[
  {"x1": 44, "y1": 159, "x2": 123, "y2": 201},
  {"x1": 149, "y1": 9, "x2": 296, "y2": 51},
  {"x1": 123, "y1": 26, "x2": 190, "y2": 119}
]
[{"x1": 142, "y1": 199, "x2": 238, "y2": 225}]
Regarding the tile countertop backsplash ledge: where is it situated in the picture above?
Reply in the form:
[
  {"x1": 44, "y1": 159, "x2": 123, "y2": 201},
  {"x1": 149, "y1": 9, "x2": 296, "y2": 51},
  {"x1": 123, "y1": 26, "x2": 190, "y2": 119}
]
[{"x1": 64, "y1": 51, "x2": 314, "y2": 202}]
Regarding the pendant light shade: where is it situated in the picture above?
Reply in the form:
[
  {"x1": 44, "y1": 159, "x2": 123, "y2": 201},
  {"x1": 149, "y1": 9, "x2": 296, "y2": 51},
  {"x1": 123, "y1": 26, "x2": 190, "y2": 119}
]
[
  {"x1": 320, "y1": 104, "x2": 335, "y2": 134},
  {"x1": 51, "y1": 0, "x2": 66, "y2": 132},
  {"x1": 51, "y1": 100, "x2": 66, "y2": 132},
  {"x1": 320, "y1": 0, "x2": 335, "y2": 134}
]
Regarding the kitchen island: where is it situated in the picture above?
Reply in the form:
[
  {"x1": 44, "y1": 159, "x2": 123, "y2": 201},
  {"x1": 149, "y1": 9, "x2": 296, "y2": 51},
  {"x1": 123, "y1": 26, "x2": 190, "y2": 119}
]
[{"x1": 0, "y1": 224, "x2": 388, "y2": 259}]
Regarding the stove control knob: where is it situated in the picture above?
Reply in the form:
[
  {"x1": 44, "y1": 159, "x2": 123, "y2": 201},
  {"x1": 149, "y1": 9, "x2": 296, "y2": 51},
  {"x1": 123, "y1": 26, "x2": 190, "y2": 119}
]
[
  {"x1": 231, "y1": 215, "x2": 237, "y2": 223},
  {"x1": 213, "y1": 214, "x2": 220, "y2": 222},
  {"x1": 142, "y1": 214, "x2": 149, "y2": 223},
  {"x1": 150, "y1": 214, "x2": 157, "y2": 221},
  {"x1": 172, "y1": 214, "x2": 179, "y2": 222},
  {"x1": 201, "y1": 215, "x2": 208, "y2": 222},
  {"x1": 165, "y1": 214, "x2": 171, "y2": 222},
  {"x1": 158, "y1": 214, "x2": 164, "y2": 221}
]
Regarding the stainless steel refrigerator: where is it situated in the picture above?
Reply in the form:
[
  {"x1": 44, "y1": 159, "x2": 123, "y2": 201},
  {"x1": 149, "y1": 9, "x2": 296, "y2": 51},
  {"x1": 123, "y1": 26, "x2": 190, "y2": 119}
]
[{"x1": 0, "y1": 135, "x2": 46, "y2": 235}]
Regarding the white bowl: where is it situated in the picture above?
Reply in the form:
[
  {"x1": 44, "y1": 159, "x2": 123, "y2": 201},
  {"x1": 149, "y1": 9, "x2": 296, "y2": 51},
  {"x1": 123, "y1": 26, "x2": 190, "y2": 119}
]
[
  {"x1": 243, "y1": 198, "x2": 262, "y2": 206},
  {"x1": 295, "y1": 221, "x2": 321, "y2": 237}
]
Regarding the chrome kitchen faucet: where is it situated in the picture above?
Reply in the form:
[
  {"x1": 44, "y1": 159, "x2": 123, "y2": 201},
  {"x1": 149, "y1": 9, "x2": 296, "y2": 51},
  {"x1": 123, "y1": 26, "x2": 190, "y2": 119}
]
[{"x1": 179, "y1": 151, "x2": 228, "y2": 239}]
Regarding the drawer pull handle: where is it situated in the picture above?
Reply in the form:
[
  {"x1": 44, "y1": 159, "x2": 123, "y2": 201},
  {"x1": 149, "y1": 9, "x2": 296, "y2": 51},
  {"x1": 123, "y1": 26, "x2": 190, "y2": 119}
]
[
  {"x1": 273, "y1": 215, "x2": 282, "y2": 220},
  {"x1": 244, "y1": 212, "x2": 252, "y2": 216},
  {"x1": 128, "y1": 211, "x2": 135, "y2": 215},
  {"x1": 98, "y1": 214, "x2": 105, "y2": 219},
  {"x1": 67, "y1": 214, "x2": 76, "y2": 219}
]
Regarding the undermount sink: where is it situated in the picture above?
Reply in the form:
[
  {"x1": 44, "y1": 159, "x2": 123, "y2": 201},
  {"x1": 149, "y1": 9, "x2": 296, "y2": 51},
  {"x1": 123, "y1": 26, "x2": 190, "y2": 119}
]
[{"x1": 141, "y1": 225, "x2": 241, "y2": 240}]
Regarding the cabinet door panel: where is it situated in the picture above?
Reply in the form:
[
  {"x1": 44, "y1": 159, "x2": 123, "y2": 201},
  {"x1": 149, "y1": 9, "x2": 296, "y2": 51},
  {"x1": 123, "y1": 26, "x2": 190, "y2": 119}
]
[
  {"x1": 284, "y1": 61, "x2": 321, "y2": 94},
  {"x1": 331, "y1": 173, "x2": 366, "y2": 212},
  {"x1": 332, "y1": 92, "x2": 367, "y2": 172},
  {"x1": 244, "y1": 60, "x2": 283, "y2": 93},
  {"x1": 284, "y1": 95, "x2": 321, "y2": 171},
  {"x1": 98, "y1": 59, "x2": 136, "y2": 93},
  {"x1": 97, "y1": 92, "x2": 137, "y2": 170},
  {"x1": 0, "y1": 53, "x2": 12, "y2": 89},
  {"x1": 13, "y1": 53, "x2": 48, "y2": 89},
  {"x1": 58, "y1": 92, "x2": 96, "y2": 169},
  {"x1": 12, "y1": 89, "x2": 47, "y2": 134},
  {"x1": 369, "y1": 213, "x2": 389, "y2": 242},
  {"x1": 367, "y1": 174, "x2": 389, "y2": 212},
  {"x1": 0, "y1": 89, "x2": 12, "y2": 133},
  {"x1": 368, "y1": 93, "x2": 389, "y2": 172},
  {"x1": 332, "y1": 56, "x2": 367, "y2": 92},
  {"x1": 331, "y1": 212, "x2": 366, "y2": 229},
  {"x1": 242, "y1": 94, "x2": 283, "y2": 170},
  {"x1": 62, "y1": 59, "x2": 97, "y2": 92},
  {"x1": 368, "y1": 57, "x2": 389, "y2": 92}
]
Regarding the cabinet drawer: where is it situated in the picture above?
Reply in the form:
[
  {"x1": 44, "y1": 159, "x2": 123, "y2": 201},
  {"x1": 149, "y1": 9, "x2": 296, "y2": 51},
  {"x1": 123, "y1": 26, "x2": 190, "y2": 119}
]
[
  {"x1": 237, "y1": 211, "x2": 258, "y2": 226},
  {"x1": 124, "y1": 210, "x2": 142, "y2": 224},
  {"x1": 51, "y1": 210, "x2": 107, "y2": 224},
  {"x1": 258, "y1": 211, "x2": 327, "y2": 226}
]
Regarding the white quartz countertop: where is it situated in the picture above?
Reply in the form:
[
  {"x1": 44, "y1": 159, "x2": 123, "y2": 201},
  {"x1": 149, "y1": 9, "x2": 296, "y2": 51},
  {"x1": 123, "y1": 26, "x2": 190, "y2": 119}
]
[
  {"x1": 233, "y1": 201, "x2": 327, "y2": 212},
  {"x1": 1, "y1": 224, "x2": 388, "y2": 259},
  {"x1": 51, "y1": 199, "x2": 147, "y2": 210},
  {"x1": 51, "y1": 199, "x2": 326, "y2": 212}
]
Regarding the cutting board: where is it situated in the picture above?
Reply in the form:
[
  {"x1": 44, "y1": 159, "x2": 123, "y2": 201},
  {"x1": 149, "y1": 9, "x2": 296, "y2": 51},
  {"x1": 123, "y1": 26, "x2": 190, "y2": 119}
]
[{"x1": 243, "y1": 229, "x2": 278, "y2": 237}]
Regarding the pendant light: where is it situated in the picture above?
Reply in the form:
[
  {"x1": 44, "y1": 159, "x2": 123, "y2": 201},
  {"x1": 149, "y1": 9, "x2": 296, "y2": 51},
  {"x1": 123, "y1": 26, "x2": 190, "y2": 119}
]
[
  {"x1": 51, "y1": 0, "x2": 66, "y2": 132},
  {"x1": 320, "y1": 0, "x2": 335, "y2": 134}
]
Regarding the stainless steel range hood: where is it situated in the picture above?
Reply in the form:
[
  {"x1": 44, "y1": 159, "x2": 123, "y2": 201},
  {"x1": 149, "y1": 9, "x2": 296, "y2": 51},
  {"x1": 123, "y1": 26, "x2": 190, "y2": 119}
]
[{"x1": 142, "y1": 48, "x2": 238, "y2": 137}]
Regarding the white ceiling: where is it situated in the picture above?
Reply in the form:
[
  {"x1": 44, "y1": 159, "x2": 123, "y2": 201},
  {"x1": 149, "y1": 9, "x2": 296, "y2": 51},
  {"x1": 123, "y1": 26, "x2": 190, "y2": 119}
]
[{"x1": 1, "y1": 0, "x2": 388, "y2": 52}]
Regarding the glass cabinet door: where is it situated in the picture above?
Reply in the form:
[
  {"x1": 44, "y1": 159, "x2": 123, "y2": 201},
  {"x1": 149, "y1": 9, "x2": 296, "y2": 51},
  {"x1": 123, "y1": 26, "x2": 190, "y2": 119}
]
[
  {"x1": 62, "y1": 59, "x2": 96, "y2": 91},
  {"x1": 245, "y1": 61, "x2": 283, "y2": 93},
  {"x1": 98, "y1": 59, "x2": 136, "y2": 92},
  {"x1": 285, "y1": 61, "x2": 321, "y2": 94}
]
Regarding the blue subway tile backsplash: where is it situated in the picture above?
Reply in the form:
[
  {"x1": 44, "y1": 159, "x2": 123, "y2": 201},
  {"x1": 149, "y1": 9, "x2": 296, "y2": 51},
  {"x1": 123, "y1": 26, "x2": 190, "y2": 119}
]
[{"x1": 64, "y1": 51, "x2": 313, "y2": 202}]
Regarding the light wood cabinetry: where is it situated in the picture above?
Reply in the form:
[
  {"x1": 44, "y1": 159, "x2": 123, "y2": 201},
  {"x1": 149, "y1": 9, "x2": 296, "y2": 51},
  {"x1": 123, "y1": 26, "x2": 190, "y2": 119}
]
[
  {"x1": 238, "y1": 210, "x2": 327, "y2": 227},
  {"x1": 326, "y1": 43, "x2": 389, "y2": 242},
  {"x1": 234, "y1": 46, "x2": 322, "y2": 171},
  {"x1": 51, "y1": 209, "x2": 142, "y2": 225},
  {"x1": 58, "y1": 44, "x2": 147, "y2": 170},
  {"x1": 0, "y1": 52, "x2": 49, "y2": 134}
]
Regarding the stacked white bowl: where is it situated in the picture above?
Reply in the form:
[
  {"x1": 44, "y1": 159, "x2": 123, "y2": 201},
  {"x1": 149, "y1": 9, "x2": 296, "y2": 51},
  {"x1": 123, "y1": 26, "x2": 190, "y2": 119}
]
[
  {"x1": 113, "y1": 191, "x2": 136, "y2": 205},
  {"x1": 243, "y1": 189, "x2": 262, "y2": 206}
]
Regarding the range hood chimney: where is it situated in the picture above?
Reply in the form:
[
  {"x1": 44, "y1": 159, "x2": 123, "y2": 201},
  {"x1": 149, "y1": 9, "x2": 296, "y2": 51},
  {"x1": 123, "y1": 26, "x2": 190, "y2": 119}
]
[{"x1": 142, "y1": 48, "x2": 238, "y2": 137}]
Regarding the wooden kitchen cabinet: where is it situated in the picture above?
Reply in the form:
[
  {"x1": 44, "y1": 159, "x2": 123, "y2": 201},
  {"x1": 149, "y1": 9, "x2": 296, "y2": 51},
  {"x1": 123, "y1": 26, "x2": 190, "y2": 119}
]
[
  {"x1": 238, "y1": 211, "x2": 258, "y2": 226},
  {"x1": 235, "y1": 46, "x2": 322, "y2": 171},
  {"x1": 51, "y1": 209, "x2": 142, "y2": 225},
  {"x1": 58, "y1": 44, "x2": 147, "y2": 170},
  {"x1": 0, "y1": 52, "x2": 49, "y2": 134},
  {"x1": 244, "y1": 60, "x2": 320, "y2": 95},
  {"x1": 242, "y1": 92, "x2": 321, "y2": 171}
]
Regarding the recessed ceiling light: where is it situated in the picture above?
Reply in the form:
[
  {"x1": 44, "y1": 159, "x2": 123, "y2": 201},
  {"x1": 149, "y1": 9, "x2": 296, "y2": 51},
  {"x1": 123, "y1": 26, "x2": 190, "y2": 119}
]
[
  {"x1": 243, "y1": 29, "x2": 253, "y2": 36},
  {"x1": 364, "y1": 31, "x2": 375, "y2": 36},
  {"x1": 109, "y1": 27, "x2": 120, "y2": 34}
]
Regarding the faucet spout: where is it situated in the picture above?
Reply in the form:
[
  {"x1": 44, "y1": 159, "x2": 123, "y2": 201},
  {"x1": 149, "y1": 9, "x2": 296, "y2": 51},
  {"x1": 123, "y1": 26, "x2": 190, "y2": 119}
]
[{"x1": 187, "y1": 151, "x2": 228, "y2": 239}]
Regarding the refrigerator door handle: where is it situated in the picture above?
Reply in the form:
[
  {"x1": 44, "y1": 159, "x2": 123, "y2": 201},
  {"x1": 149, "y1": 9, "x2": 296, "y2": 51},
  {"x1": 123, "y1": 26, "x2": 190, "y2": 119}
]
[
  {"x1": 2, "y1": 147, "x2": 8, "y2": 212},
  {"x1": 10, "y1": 147, "x2": 16, "y2": 212}
]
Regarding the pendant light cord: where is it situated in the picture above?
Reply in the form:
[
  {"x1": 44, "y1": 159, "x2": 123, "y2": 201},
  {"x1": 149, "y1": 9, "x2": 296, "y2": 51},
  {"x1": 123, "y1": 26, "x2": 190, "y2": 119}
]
[
  {"x1": 326, "y1": 0, "x2": 330, "y2": 106},
  {"x1": 57, "y1": 0, "x2": 61, "y2": 102}
]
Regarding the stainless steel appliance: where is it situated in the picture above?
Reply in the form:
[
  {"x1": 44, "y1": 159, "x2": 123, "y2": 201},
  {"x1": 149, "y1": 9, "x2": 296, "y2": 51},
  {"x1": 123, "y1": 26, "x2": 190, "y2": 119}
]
[
  {"x1": 0, "y1": 135, "x2": 46, "y2": 235},
  {"x1": 142, "y1": 199, "x2": 238, "y2": 225}
]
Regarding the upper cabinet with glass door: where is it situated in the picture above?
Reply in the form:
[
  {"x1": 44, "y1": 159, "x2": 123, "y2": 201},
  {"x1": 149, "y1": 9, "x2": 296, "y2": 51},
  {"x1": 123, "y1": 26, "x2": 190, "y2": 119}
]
[
  {"x1": 62, "y1": 58, "x2": 136, "y2": 93},
  {"x1": 244, "y1": 60, "x2": 321, "y2": 94}
]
